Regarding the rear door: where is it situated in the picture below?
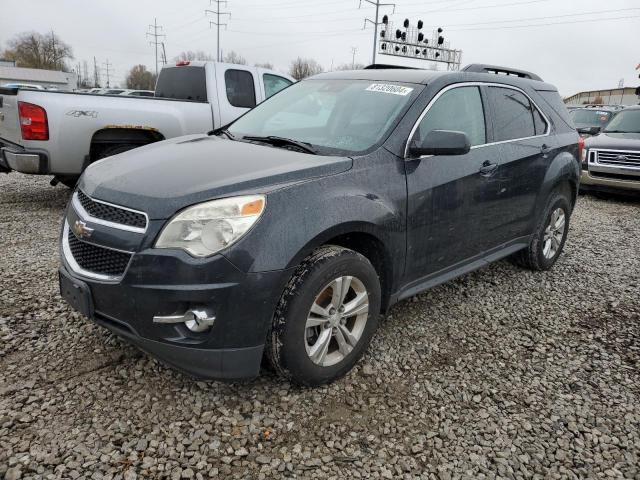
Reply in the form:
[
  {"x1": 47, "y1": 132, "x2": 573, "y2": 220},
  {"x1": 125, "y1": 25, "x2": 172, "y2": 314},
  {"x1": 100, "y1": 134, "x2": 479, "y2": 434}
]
[
  {"x1": 486, "y1": 85, "x2": 551, "y2": 242},
  {"x1": 215, "y1": 65, "x2": 260, "y2": 126}
]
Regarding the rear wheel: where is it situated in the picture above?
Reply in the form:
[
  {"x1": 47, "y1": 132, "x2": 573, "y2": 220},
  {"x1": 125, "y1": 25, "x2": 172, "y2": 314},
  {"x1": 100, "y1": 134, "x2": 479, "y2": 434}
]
[
  {"x1": 267, "y1": 246, "x2": 381, "y2": 386},
  {"x1": 511, "y1": 188, "x2": 571, "y2": 271}
]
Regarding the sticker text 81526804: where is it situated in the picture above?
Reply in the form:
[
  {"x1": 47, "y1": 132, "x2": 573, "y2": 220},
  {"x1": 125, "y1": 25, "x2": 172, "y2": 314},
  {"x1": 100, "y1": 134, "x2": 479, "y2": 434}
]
[{"x1": 365, "y1": 84, "x2": 414, "y2": 96}]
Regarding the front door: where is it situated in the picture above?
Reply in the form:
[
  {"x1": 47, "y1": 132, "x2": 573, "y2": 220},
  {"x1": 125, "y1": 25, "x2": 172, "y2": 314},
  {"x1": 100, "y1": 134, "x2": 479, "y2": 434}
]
[{"x1": 405, "y1": 84, "x2": 504, "y2": 282}]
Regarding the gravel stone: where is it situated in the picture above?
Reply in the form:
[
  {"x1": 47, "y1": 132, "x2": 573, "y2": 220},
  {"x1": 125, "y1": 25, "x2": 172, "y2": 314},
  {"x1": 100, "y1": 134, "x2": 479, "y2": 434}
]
[{"x1": 1, "y1": 173, "x2": 639, "y2": 479}]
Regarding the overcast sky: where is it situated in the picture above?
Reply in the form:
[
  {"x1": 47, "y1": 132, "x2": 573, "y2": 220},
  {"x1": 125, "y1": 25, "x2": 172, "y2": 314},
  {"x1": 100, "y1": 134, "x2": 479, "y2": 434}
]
[{"x1": 1, "y1": 0, "x2": 639, "y2": 95}]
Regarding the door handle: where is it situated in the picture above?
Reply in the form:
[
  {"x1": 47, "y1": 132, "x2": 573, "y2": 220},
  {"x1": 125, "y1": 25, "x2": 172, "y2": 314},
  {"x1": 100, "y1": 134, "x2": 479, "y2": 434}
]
[{"x1": 479, "y1": 161, "x2": 498, "y2": 176}]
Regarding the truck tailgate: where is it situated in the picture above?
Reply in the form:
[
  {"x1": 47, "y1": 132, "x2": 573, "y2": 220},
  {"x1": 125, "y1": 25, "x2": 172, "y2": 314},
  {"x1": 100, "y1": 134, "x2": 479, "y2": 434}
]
[{"x1": 0, "y1": 88, "x2": 22, "y2": 146}]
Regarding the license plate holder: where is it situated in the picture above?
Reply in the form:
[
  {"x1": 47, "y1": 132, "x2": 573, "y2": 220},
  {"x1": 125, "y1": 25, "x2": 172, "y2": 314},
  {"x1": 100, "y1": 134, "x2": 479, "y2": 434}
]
[{"x1": 59, "y1": 268, "x2": 94, "y2": 318}]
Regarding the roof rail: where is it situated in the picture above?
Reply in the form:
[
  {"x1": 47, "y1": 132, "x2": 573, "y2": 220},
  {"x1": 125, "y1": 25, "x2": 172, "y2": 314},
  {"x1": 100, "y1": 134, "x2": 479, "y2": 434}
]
[
  {"x1": 364, "y1": 64, "x2": 421, "y2": 70},
  {"x1": 462, "y1": 64, "x2": 543, "y2": 82}
]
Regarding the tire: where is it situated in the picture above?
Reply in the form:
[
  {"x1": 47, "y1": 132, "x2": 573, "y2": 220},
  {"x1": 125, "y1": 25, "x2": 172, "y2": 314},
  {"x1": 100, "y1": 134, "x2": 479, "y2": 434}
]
[
  {"x1": 95, "y1": 144, "x2": 139, "y2": 160},
  {"x1": 511, "y1": 187, "x2": 571, "y2": 271},
  {"x1": 266, "y1": 245, "x2": 381, "y2": 386}
]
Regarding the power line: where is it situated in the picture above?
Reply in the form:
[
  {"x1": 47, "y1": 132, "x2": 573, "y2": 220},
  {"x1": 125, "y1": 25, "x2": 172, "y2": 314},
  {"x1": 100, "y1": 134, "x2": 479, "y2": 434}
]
[
  {"x1": 102, "y1": 59, "x2": 113, "y2": 88},
  {"x1": 206, "y1": 0, "x2": 231, "y2": 62},
  {"x1": 361, "y1": 0, "x2": 396, "y2": 64},
  {"x1": 147, "y1": 18, "x2": 166, "y2": 77}
]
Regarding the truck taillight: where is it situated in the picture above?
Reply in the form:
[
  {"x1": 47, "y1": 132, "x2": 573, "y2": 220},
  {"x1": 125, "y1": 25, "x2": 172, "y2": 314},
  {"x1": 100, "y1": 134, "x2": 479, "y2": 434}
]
[
  {"x1": 176, "y1": 60, "x2": 190, "y2": 66},
  {"x1": 578, "y1": 136, "x2": 586, "y2": 166},
  {"x1": 18, "y1": 101, "x2": 49, "y2": 140}
]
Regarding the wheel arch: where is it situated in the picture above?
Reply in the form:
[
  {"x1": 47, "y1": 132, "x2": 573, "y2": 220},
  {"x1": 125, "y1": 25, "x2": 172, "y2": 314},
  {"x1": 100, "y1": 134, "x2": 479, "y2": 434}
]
[
  {"x1": 286, "y1": 222, "x2": 396, "y2": 311},
  {"x1": 89, "y1": 127, "x2": 165, "y2": 162}
]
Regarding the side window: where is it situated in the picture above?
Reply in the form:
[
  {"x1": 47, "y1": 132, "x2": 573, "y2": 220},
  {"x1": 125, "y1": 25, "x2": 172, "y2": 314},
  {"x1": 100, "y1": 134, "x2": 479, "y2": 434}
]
[
  {"x1": 533, "y1": 107, "x2": 548, "y2": 135},
  {"x1": 224, "y1": 69, "x2": 256, "y2": 108},
  {"x1": 488, "y1": 87, "x2": 536, "y2": 141},
  {"x1": 263, "y1": 74, "x2": 292, "y2": 99},
  {"x1": 415, "y1": 86, "x2": 486, "y2": 147}
]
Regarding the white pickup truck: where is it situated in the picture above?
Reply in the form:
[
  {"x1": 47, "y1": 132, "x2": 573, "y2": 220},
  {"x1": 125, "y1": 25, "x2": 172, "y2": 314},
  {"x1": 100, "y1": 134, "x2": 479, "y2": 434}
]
[{"x1": 0, "y1": 61, "x2": 294, "y2": 186}]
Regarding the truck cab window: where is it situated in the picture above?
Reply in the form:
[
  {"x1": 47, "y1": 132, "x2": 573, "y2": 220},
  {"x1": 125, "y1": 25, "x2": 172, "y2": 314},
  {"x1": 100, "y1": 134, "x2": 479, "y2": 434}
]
[
  {"x1": 225, "y1": 70, "x2": 256, "y2": 108},
  {"x1": 263, "y1": 74, "x2": 293, "y2": 99}
]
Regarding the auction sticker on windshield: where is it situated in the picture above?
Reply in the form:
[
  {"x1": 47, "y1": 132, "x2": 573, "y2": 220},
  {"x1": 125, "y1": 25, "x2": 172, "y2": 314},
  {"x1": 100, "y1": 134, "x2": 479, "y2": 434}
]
[{"x1": 366, "y1": 84, "x2": 414, "y2": 96}]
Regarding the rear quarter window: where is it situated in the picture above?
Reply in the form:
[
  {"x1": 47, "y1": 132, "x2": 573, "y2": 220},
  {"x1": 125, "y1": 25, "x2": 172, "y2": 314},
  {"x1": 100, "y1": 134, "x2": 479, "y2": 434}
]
[
  {"x1": 536, "y1": 90, "x2": 575, "y2": 130},
  {"x1": 225, "y1": 69, "x2": 256, "y2": 108},
  {"x1": 155, "y1": 66, "x2": 207, "y2": 102}
]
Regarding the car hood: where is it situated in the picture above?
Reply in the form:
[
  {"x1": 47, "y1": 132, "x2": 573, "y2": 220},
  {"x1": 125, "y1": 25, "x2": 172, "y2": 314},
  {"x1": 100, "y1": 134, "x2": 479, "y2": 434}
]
[
  {"x1": 80, "y1": 134, "x2": 352, "y2": 219},
  {"x1": 585, "y1": 132, "x2": 640, "y2": 151}
]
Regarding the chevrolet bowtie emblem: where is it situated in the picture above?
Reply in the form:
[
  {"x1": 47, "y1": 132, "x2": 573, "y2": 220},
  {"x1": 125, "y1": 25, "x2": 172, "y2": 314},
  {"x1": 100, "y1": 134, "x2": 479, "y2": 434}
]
[{"x1": 73, "y1": 220, "x2": 94, "y2": 239}]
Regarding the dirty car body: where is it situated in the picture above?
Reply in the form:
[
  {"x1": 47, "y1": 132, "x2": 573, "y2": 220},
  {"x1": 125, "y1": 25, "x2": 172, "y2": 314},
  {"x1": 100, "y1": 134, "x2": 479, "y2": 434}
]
[{"x1": 59, "y1": 65, "x2": 580, "y2": 384}]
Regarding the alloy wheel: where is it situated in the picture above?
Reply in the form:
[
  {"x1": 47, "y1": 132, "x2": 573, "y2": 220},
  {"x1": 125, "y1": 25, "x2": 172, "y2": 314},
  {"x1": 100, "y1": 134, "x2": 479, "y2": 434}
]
[
  {"x1": 542, "y1": 207, "x2": 566, "y2": 259},
  {"x1": 304, "y1": 276, "x2": 369, "y2": 367}
]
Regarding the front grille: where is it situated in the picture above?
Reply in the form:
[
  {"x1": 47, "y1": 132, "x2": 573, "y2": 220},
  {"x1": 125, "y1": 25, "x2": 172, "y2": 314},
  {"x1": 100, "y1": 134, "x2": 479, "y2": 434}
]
[
  {"x1": 67, "y1": 229, "x2": 132, "y2": 277},
  {"x1": 77, "y1": 190, "x2": 147, "y2": 229},
  {"x1": 597, "y1": 150, "x2": 640, "y2": 168}
]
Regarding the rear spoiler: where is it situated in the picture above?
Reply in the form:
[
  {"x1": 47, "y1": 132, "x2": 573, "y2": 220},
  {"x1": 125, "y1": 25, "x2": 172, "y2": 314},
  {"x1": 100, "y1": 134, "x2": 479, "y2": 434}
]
[{"x1": 462, "y1": 64, "x2": 543, "y2": 82}]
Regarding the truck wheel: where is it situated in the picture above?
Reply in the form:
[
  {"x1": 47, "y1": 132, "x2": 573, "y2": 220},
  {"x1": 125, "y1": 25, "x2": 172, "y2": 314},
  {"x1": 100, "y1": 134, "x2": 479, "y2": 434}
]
[
  {"x1": 95, "y1": 144, "x2": 139, "y2": 161},
  {"x1": 511, "y1": 188, "x2": 571, "y2": 271},
  {"x1": 267, "y1": 246, "x2": 381, "y2": 386}
]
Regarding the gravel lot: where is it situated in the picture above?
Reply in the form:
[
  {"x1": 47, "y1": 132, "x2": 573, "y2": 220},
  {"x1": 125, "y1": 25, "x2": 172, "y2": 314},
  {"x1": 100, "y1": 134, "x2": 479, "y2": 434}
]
[{"x1": 1, "y1": 172, "x2": 639, "y2": 480}]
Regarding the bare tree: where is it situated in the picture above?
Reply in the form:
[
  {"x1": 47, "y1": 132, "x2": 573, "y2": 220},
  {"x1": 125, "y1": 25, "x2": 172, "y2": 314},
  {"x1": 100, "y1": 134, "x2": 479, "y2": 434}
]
[
  {"x1": 174, "y1": 50, "x2": 214, "y2": 62},
  {"x1": 126, "y1": 65, "x2": 156, "y2": 90},
  {"x1": 223, "y1": 51, "x2": 247, "y2": 65},
  {"x1": 255, "y1": 62, "x2": 274, "y2": 69},
  {"x1": 289, "y1": 57, "x2": 323, "y2": 81},
  {"x1": 2, "y1": 31, "x2": 73, "y2": 70}
]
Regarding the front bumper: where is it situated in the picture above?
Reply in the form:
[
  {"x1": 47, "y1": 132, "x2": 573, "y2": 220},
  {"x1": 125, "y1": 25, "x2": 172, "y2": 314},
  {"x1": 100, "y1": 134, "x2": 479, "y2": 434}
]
[
  {"x1": 580, "y1": 170, "x2": 640, "y2": 193},
  {"x1": 59, "y1": 255, "x2": 293, "y2": 380}
]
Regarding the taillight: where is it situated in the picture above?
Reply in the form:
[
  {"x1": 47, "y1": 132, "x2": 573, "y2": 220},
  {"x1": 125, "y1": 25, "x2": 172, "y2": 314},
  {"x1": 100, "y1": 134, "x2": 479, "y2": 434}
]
[
  {"x1": 18, "y1": 101, "x2": 49, "y2": 140},
  {"x1": 578, "y1": 136, "x2": 586, "y2": 166},
  {"x1": 176, "y1": 60, "x2": 191, "y2": 66}
]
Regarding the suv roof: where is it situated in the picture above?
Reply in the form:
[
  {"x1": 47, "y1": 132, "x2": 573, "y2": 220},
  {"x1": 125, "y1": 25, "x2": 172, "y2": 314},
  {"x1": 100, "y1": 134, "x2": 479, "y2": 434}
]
[{"x1": 313, "y1": 63, "x2": 558, "y2": 91}]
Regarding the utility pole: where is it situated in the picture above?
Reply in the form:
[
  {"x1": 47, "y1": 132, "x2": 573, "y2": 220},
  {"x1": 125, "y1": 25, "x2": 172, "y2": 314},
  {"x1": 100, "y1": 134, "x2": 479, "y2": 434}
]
[
  {"x1": 206, "y1": 0, "x2": 231, "y2": 62},
  {"x1": 147, "y1": 18, "x2": 166, "y2": 77},
  {"x1": 102, "y1": 59, "x2": 112, "y2": 88},
  {"x1": 360, "y1": 0, "x2": 396, "y2": 64},
  {"x1": 51, "y1": 29, "x2": 57, "y2": 70},
  {"x1": 161, "y1": 42, "x2": 168, "y2": 66},
  {"x1": 351, "y1": 46, "x2": 358, "y2": 68},
  {"x1": 93, "y1": 56, "x2": 100, "y2": 88}
]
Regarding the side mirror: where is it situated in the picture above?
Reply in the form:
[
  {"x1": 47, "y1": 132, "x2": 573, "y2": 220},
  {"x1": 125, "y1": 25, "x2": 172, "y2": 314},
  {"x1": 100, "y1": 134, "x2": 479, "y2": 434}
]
[
  {"x1": 577, "y1": 126, "x2": 601, "y2": 136},
  {"x1": 408, "y1": 129, "x2": 471, "y2": 158}
]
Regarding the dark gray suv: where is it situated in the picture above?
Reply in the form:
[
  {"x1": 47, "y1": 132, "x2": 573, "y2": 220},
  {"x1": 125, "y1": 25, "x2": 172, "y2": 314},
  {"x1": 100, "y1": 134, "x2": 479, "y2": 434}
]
[{"x1": 59, "y1": 64, "x2": 580, "y2": 386}]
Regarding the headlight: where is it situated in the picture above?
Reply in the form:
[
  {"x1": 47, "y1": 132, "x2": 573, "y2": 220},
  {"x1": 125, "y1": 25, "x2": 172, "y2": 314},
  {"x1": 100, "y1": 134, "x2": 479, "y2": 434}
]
[
  {"x1": 580, "y1": 147, "x2": 588, "y2": 163},
  {"x1": 155, "y1": 195, "x2": 265, "y2": 257}
]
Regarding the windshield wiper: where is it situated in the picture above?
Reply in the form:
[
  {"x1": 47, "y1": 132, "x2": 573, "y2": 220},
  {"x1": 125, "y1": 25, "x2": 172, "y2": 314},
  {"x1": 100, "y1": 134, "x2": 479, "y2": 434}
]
[
  {"x1": 209, "y1": 126, "x2": 236, "y2": 140},
  {"x1": 603, "y1": 130, "x2": 635, "y2": 134},
  {"x1": 242, "y1": 135, "x2": 317, "y2": 155}
]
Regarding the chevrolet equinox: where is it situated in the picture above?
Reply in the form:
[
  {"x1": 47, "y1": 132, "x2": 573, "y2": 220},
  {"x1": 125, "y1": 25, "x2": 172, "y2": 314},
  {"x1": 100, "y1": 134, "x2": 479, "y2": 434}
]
[{"x1": 59, "y1": 64, "x2": 580, "y2": 386}]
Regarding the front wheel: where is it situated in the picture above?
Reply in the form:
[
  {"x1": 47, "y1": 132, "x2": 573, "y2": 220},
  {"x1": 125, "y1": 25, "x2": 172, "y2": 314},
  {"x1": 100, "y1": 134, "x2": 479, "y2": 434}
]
[
  {"x1": 266, "y1": 246, "x2": 381, "y2": 386},
  {"x1": 511, "y1": 188, "x2": 571, "y2": 271}
]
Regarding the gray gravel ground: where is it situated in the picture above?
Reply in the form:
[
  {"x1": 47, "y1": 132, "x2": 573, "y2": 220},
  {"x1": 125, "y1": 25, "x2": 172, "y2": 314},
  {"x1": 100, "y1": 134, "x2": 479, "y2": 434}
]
[{"x1": 1, "y1": 172, "x2": 639, "y2": 480}]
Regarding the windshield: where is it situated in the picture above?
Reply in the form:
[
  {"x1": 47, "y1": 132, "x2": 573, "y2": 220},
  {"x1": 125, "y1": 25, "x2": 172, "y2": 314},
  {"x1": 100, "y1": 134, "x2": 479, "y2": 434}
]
[
  {"x1": 228, "y1": 79, "x2": 421, "y2": 155},
  {"x1": 603, "y1": 109, "x2": 640, "y2": 133},
  {"x1": 569, "y1": 109, "x2": 613, "y2": 128}
]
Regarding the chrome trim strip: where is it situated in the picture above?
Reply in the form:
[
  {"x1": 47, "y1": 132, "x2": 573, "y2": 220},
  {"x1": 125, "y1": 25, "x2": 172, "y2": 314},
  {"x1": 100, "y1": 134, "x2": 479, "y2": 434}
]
[
  {"x1": 62, "y1": 222, "x2": 133, "y2": 282},
  {"x1": 404, "y1": 81, "x2": 551, "y2": 159},
  {"x1": 73, "y1": 191, "x2": 148, "y2": 234}
]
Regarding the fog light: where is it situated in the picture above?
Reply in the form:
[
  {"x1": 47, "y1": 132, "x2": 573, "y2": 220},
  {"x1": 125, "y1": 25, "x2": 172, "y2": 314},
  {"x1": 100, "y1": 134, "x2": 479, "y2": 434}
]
[{"x1": 153, "y1": 308, "x2": 216, "y2": 332}]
